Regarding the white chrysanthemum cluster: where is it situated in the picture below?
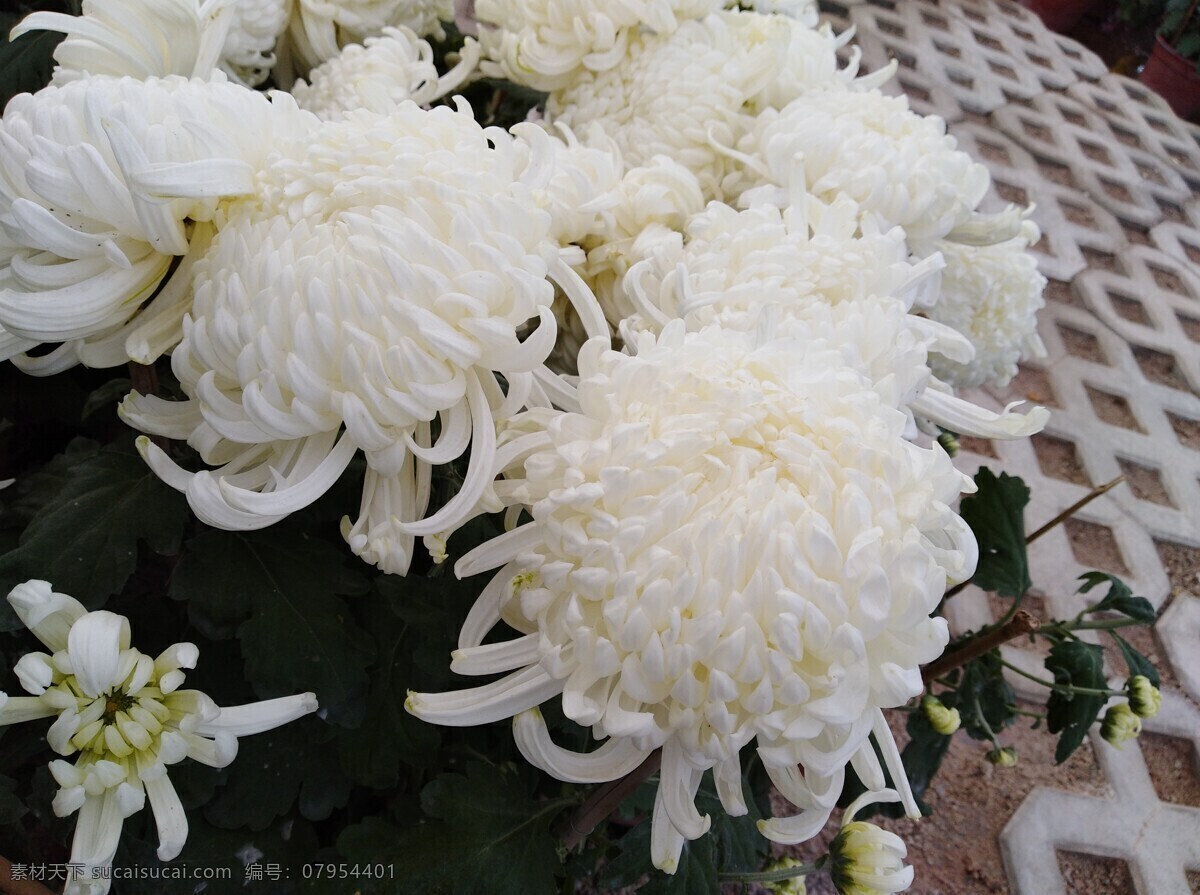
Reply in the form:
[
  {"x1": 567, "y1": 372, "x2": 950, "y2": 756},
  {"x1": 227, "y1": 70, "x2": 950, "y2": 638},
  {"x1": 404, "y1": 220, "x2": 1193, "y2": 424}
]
[
  {"x1": 1, "y1": 0, "x2": 1055, "y2": 881},
  {"x1": 0, "y1": 75, "x2": 311, "y2": 372},
  {"x1": 121, "y1": 101, "x2": 608, "y2": 574},
  {"x1": 408, "y1": 321, "x2": 975, "y2": 867},
  {"x1": 292, "y1": 26, "x2": 481, "y2": 118}
]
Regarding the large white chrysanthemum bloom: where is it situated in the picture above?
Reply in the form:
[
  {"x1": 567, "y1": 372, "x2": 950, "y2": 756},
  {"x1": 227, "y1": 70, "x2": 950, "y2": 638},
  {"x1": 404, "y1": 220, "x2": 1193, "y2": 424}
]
[
  {"x1": 282, "y1": 0, "x2": 455, "y2": 78},
  {"x1": 0, "y1": 75, "x2": 314, "y2": 373},
  {"x1": 545, "y1": 16, "x2": 779, "y2": 200},
  {"x1": 121, "y1": 100, "x2": 608, "y2": 575},
  {"x1": 11, "y1": 0, "x2": 233, "y2": 83},
  {"x1": 408, "y1": 321, "x2": 979, "y2": 870},
  {"x1": 731, "y1": 90, "x2": 990, "y2": 247},
  {"x1": 475, "y1": 0, "x2": 722, "y2": 91},
  {"x1": 620, "y1": 200, "x2": 1050, "y2": 440},
  {"x1": 0, "y1": 581, "x2": 317, "y2": 895},
  {"x1": 924, "y1": 219, "x2": 1048, "y2": 388},
  {"x1": 727, "y1": 0, "x2": 817, "y2": 21},
  {"x1": 292, "y1": 26, "x2": 480, "y2": 119},
  {"x1": 11, "y1": 0, "x2": 291, "y2": 87}
]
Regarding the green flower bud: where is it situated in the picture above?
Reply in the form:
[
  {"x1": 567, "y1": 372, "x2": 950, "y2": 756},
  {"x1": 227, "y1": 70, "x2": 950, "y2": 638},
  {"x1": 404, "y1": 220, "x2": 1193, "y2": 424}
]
[
  {"x1": 936, "y1": 431, "x2": 960, "y2": 457},
  {"x1": 1127, "y1": 676, "x2": 1161, "y2": 719},
  {"x1": 986, "y1": 746, "x2": 1018, "y2": 767},
  {"x1": 763, "y1": 858, "x2": 808, "y2": 895},
  {"x1": 921, "y1": 695, "x2": 961, "y2": 735},
  {"x1": 1101, "y1": 702, "x2": 1142, "y2": 747}
]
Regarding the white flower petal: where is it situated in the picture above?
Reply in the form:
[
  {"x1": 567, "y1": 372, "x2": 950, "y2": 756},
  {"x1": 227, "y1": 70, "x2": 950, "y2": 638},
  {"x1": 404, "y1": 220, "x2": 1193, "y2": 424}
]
[
  {"x1": 66, "y1": 611, "x2": 131, "y2": 699},
  {"x1": 194, "y1": 692, "x2": 318, "y2": 737},
  {"x1": 144, "y1": 772, "x2": 188, "y2": 861}
]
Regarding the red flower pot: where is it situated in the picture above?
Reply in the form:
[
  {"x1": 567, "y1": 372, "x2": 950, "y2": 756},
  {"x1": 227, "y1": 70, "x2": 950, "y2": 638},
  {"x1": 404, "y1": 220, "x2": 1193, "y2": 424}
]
[
  {"x1": 1022, "y1": 0, "x2": 1097, "y2": 33},
  {"x1": 1140, "y1": 35, "x2": 1200, "y2": 121}
]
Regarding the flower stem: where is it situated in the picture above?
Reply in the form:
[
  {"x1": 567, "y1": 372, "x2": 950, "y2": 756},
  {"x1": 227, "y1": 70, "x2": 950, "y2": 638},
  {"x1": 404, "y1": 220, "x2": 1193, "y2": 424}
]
[
  {"x1": 718, "y1": 862, "x2": 821, "y2": 884},
  {"x1": 557, "y1": 749, "x2": 661, "y2": 851},
  {"x1": 921, "y1": 610, "x2": 1040, "y2": 683},
  {"x1": 998, "y1": 659, "x2": 1121, "y2": 697}
]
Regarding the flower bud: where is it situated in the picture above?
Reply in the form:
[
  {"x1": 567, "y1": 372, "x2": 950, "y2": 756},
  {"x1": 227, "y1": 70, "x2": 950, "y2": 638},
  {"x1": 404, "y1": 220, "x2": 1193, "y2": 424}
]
[
  {"x1": 1101, "y1": 703, "x2": 1141, "y2": 747},
  {"x1": 986, "y1": 746, "x2": 1018, "y2": 767},
  {"x1": 936, "y1": 431, "x2": 960, "y2": 457},
  {"x1": 921, "y1": 695, "x2": 961, "y2": 735},
  {"x1": 1127, "y1": 676, "x2": 1160, "y2": 719},
  {"x1": 829, "y1": 821, "x2": 913, "y2": 895},
  {"x1": 763, "y1": 857, "x2": 808, "y2": 895}
]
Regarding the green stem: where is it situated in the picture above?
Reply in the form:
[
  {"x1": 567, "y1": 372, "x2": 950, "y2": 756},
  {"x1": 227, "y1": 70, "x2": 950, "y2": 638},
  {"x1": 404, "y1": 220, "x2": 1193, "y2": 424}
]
[
  {"x1": 999, "y1": 659, "x2": 1121, "y2": 698},
  {"x1": 973, "y1": 695, "x2": 1000, "y2": 748},
  {"x1": 1061, "y1": 618, "x2": 1143, "y2": 633},
  {"x1": 718, "y1": 863, "x2": 821, "y2": 884}
]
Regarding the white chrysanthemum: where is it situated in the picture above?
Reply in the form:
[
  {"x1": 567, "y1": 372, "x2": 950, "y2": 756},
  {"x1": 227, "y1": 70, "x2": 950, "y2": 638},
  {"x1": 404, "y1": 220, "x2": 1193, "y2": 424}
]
[
  {"x1": 476, "y1": 0, "x2": 722, "y2": 91},
  {"x1": 221, "y1": 0, "x2": 292, "y2": 85},
  {"x1": 0, "y1": 581, "x2": 317, "y2": 895},
  {"x1": 518, "y1": 124, "x2": 623, "y2": 248},
  {"x1": 282, "y1": 0, "x2": 455, "y2": 77},
  {"x1": 11, "y1": 0, "x2": 232, "y2": 82},
  {"x1": 0, "y1": 75, "x2": 314, "y2": 373},
  {"x1": 11, "y1": 0, "x2": 291, "y2": 87},
  {"x1": 720, "y1": 10, "x2": 888, "y2": 115},
  {"x1": 731, "y1": 90, "x2": 990, "y2": 246},
  {"x1": 121, "y1": 101, "x2": 607, "y2": 574},
  {"x1": 925, "y1": 220, "x2": 1048, "y2": 388},
  {"x1": 726, "y1": 0, "x2": 817, "y2": 21},
  {"x1": 292, "y1": 26, "x2": 480, "y2": 119},
  {"x1": 580, "y1": 155, "x2": 706, "y2": 324},
  {"x1": 408, "y1": 321, "x2": 979, "y2": 870},
  {"x1": 619, "y1": 199, "x2": 1049, "y2": 440},
  {"x1": 545, "y1": 16, "x2": 779, "y2": 200}
]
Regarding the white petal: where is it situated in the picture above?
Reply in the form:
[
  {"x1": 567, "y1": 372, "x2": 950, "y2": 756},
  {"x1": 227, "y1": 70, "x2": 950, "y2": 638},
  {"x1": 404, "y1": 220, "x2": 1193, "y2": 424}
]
[
  {"x1": 0, "y1": 694, "x2": 58, "y2": 725},
  {"x1": 194, "y1": 693, "x2": 318, "y2": 737},
  {"x1": 512, "y1": 708, "x2": 650, "y2": 783},
  {"x1": 67, "y1": 611, "x2": 132, "y2": 699},
  {"x1": 911, "y1": 388, "x2": 1049, "y2": 440},
  {"x1": 451, "y1": 633, "x2": 539, "y2": 675},
  {"x1": 144, "y1": 772, "x2": 188, "y2": 861},
  {"x1": 406, "y1": 666, "x2": 562, "y2": 726},
  {"x1": 7, "y1": 580, "x2": 86, "y2": 652}
]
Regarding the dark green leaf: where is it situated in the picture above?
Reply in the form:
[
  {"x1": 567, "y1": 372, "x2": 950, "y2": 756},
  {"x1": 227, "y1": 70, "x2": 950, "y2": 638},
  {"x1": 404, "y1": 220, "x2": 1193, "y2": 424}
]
[
  {"x1": 225, "y1": 528, "x2": 374, "y2": 727},
  {"x1": 1045, "y1": 640, "x2": 1107, "y2": 764},
  {"x1": 337, "y1": 816, "x2": 403, "y2": 861},
  {"x1": 0, "y1": 440, "x2": 188, "y2": 628},
  {"x1": 203, "y1": 717, "x2": 348, "y2": 830},
  {"x1": 959, "y1": 468, "x2": 1031, "y2": 597},
  {"x1": 899, "y1": 709, "x2": 953, "y2": 812},
  {"x1": 696, "y1": 770, "x2": 766, "y2": 873},
  {"x1": 80, "y1": 378, "x2": 132, "y2": 422},
  {"x1": 378, "y1": 763, "x2": 570, "y2": 895},
  {"x1": 600, "y1": 810, "x2": 720, "y2": 895},
  {"x1": 1077, "y1": 572, "x2": 1155, "y2": 623},
  {"x1": 339, "y1": 581, "x2": 441, "y2": 787},
  {"x1": 0, "y1": 26, "x2": 64, "y2": 112},
  {"x1": 169, "y1": 529, "x2": 257, "y2": 638},
  {"x1": 1112, "y1": 633, "x2": 1161, "y2": 688},
  {"x1": 949, "y1": 652, "x2": 1017, "y2": 741},
  {"x1": 0, "y1": 774, "x2": 27, "y2": 825}
]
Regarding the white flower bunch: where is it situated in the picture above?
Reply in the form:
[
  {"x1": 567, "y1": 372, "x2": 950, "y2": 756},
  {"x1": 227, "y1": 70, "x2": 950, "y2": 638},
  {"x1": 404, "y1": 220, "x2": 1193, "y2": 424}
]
[{"x1": 0, "y1": 581, "x2": 317, "y2": 895}]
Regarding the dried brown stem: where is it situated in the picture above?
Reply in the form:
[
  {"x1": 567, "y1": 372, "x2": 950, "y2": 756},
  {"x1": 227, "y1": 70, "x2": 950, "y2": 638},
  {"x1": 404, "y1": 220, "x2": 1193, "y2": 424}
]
[
  {"x1": 0, "y1": 856, "x2": 57, "y2": 895},
  {"x1": 922, "y1": 609, "x2": 1040, "y2": 683},
  {"x1": 557, "y1": 749, "x2": 661, "y2": 852},
  {"x1": 943, "y1": 475, "x2": 1126, "y2": 601}
]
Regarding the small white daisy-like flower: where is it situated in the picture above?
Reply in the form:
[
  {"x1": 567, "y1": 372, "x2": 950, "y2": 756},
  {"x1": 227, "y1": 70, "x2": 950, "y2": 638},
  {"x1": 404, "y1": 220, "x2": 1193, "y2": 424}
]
[
  {"x1": 408, "y1": 320, "x2": 979, "y2": 870},
  {"x1": 121, "y1": 100, "x2": 608, "y2": 575},
  {"x1": 731, "y1": 89, "x2": 990, "y2": 246},
  {"x1": 475, "y1": 0, "x2": 722, "y2": 91},
  {"x1": 292, "y1": 26, "x2": 481, "y2": 119},
  {"x1": 0, "y1": 581, "x2": 317, "y2": 895},
  {"x1": 0, "y1": 75, "x2": 314, "y2": 373},
  {"x1": 924, "y1": 219, "x2": 1048, "y2": 388}
]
